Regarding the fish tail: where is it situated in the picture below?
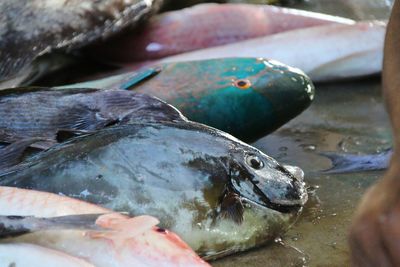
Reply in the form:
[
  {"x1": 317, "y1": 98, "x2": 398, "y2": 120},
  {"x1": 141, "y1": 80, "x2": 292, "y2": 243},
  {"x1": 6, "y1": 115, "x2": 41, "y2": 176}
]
[{"x1": 319, "y1": 149, "x2": 392, "y2": 174}]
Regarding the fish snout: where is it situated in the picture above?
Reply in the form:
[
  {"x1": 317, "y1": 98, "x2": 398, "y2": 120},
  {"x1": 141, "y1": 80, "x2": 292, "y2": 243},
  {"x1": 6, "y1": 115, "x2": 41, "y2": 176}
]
[
  {"x1": 254, "y1": 60, "x2": 315, "y2": 132},
  {"x1": 283, "y1": 164, "x2": 304, "y2": 182},
  {"x1": 255, "y1": 164, "x2": 308, "y2": 213},
  {"x1": 231, "y1": 162, "x2": 308, "y2": 213}
]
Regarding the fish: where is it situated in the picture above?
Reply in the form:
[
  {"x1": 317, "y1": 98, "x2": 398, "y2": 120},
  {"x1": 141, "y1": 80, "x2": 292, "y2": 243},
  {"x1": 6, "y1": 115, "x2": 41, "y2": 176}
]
[
  {"x1": 320, "y1": 148, "x2": 392, "y2": 173},
  {"x1": 0, "y1": 186, "x2": 208, "y2": 266},
  {"x1": 0, "y1": 121, "x2": 308, "y2": 259},
  {"x1": 0, "y1": 0, "x2": 163, "y2": 88},
  {"x1": 0, "y1": 243, "x2": 95, "y2": 267},
  {"x1": 89, "y1": 3, "x2": 355, "y2": 63},
  {"x1": 146, "y1": 21, "x2": 385, "y2": 82},
  {"x1": 0, "y1": 87, "x2": 185, "y2": 150},
  {"x1": 62, "y1": 58, "x2": 315, "y2": 141}
]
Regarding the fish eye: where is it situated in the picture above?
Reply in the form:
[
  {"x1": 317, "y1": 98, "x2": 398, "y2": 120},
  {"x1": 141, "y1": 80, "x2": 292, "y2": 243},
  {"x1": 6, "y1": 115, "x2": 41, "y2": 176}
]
[
  {"x1": 233, "y1": 79, "x2": 252, "y2": 89},
  {"x1": 246, "y1": 155, "x2": 264, "y2": 170}
]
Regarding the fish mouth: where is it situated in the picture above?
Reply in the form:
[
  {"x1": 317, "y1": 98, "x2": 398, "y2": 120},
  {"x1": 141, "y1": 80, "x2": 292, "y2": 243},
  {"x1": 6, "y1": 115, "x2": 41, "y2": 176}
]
[
  {"x1": 229, "y1": 175, "x2": 308, "y2": 214},
  {"x1": 241, "y1": 193, "x2": 305, "y2": 214}
]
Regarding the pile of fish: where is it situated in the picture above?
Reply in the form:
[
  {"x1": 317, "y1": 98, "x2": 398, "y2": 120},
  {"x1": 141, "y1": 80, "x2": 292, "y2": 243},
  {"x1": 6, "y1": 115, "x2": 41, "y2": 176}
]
[{"x1": 0, "y1": 0, "x2": 386, "y2": 266}]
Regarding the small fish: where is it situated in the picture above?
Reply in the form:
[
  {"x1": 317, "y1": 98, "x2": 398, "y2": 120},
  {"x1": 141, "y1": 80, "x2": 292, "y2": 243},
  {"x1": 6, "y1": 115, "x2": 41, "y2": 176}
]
[
  {"x1": 320, "y1": 148, "x2": 392, "y2": 173},
  {"x1": 89, "y1": 3, "x2": 354, "y2": 63},
  {"x1": 62, "y1": 58, "x2": 315, "y2": 141},
  {"x1": 0, "y1": 87, "x2": 185, "y2": 150},
  {"x1": 0, "y1": 121, "x2": 308, "y2": 259},
  {"x1": 0, "y1": 0, "x2": 163, "y2": 88},
  {"x1": 150, "y1": 21, "x2": 385, "y2": 82},
  {"x1": 0, "y1": 186, "x2": 209, "y2": 266}
]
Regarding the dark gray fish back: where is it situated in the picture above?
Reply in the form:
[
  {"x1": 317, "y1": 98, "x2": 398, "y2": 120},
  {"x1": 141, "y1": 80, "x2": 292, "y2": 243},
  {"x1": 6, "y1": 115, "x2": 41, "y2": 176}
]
[
  {"x1": 0, "y1": 0, "x2": 163, "y2": 86},
  {"x1": 0, "y1": 88, "x2": 186, "y2": 148}
]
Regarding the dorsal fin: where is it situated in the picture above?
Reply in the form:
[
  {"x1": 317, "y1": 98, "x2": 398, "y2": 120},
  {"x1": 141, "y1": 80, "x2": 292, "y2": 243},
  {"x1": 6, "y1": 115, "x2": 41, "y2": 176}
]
[{"x1": 120, "y1": 67, "x2": 161, "y2": 90}]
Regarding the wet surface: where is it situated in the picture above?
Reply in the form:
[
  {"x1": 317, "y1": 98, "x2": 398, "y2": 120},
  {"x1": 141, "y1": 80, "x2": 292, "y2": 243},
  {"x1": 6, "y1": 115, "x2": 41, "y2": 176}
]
[{"x1": 212, "y1": 2, "x2": 393, "y2": 266}]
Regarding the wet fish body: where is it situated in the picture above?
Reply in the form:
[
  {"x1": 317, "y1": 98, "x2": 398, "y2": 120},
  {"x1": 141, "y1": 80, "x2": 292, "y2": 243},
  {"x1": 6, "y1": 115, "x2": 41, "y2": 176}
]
[
  {"x1": 63, "y1": 58, "x2": 315, "y2": 141},
  {"x1": 0, "y1": 87, "x2": 185, "y2": 148},
  {"x1": 0, "y1": 186, "x2": 209, "y2": 266},
  {"x1": 90, "y1": 3, "x2": 355, "y2": 62},
  {"x1": 153, "y1": 21, "x2": 385, "y2": 82},
  {"x1": 0, "y1": 122, "x2": 308, "y2": 258},
  {"x1": 0, "y1": 0, "x2": 163, "y2": 88}
]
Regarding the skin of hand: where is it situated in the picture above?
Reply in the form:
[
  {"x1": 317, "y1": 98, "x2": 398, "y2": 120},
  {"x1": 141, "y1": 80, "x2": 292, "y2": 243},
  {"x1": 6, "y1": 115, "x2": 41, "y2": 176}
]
[{"x1": 349, "y1": 1, "x2": 400, "y2": 266}]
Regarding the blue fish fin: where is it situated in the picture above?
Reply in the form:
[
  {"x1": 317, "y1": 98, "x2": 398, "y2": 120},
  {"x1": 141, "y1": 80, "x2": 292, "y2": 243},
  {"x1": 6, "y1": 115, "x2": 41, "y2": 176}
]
[
  {"x1": 319, "y1": 149, "x2": 392, "y2": 174},
  {"x1": 120, "y1": 67, "x2": 161, "y2": 90}
]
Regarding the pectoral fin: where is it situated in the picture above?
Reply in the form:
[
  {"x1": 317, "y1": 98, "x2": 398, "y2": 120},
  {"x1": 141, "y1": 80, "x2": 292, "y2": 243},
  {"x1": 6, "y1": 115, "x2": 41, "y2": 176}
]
[
  {"x1": 219, "y1": 191, "x2": 244, "y2": 224},
  {"x1": 0, "y1": 214, "x2": 106, "y2": 238},
  {"x1": 58, "y1": 104, "x2": 119, "y2": 131}
]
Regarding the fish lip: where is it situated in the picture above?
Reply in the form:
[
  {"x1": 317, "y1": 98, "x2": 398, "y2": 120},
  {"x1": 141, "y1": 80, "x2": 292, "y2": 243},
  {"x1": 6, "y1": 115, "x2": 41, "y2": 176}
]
[{"x1": 241, "y1": 194, "x2": 306, "y2": 214}]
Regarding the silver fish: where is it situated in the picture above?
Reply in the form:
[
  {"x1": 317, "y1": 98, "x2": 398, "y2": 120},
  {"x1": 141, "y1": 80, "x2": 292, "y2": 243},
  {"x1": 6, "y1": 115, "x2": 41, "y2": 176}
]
[{"x1": 0, "y1": 121, "x2": 308, "y2": 259}]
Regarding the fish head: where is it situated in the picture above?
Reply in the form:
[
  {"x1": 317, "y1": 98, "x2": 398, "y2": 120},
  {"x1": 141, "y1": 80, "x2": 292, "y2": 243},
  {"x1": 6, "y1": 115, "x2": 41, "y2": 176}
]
[
  {"x1": 188, "y1": 137, "x2": 308, "y2": 259},
  {"x1": 227, "y1": 143, "x2": 308, "y2": 213},
  {"x1": 138, "y1": 58, "x2": 314, "y2": 141}
]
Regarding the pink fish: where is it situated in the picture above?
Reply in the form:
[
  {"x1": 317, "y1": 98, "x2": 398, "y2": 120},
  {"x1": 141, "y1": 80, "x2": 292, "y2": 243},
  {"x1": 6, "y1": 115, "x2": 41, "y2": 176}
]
[
  {"x1": 89, "y1": 3, "x2": 354, "y2": 63},
  {"x1": 155, "y1": 21, "x2": 385, "y2": 82},
  {"x1": 0, "y1": 243, "x2": 95, "y2": 267},
  {"x1": 0, "y1": 186, "x2": 209, "y2": 267}
]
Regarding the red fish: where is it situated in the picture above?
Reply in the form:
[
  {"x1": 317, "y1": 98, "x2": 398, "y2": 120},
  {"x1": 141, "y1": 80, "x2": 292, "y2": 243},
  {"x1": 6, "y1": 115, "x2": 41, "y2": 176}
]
[
  {"x1": 0, "y1": 186, "x2": 209, "y2": 267},
  {"x1": 90, "y1": 3, "x2": 354, "y2": 63}
]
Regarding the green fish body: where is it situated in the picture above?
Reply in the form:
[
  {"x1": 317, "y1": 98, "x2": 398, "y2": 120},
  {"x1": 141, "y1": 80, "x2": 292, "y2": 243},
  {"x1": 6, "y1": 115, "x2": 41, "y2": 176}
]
[{"x1": 62, "y1": 58, "x2": 314, "y2": 141}]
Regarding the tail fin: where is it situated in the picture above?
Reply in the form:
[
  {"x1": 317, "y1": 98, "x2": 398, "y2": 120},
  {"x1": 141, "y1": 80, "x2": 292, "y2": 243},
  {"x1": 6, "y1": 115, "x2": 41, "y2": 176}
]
[{"x1": 319, "y1": 149, "x2": 392, "y2": 174}]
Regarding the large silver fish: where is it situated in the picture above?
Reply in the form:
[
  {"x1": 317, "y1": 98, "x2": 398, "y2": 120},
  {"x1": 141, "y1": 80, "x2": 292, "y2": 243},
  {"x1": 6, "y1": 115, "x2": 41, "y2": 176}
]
[{"x1": 0, "y1": 121, "x2": 308, "y2": 259}]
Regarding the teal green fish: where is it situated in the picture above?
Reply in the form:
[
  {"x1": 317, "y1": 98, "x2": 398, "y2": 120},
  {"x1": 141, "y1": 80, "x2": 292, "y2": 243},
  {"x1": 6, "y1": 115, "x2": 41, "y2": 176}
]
[{"x1": 62, "y1": 58, "x2": 315, "y2": 141}]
